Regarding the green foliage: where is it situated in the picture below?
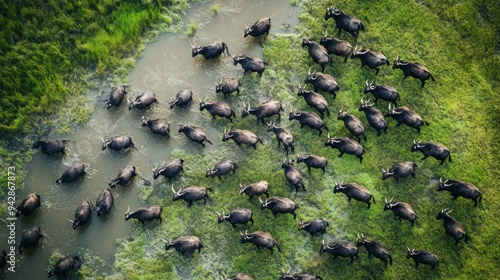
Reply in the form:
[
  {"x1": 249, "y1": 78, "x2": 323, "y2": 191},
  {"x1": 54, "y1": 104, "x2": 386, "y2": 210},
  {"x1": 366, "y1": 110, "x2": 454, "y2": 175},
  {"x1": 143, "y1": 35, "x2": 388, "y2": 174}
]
[
  {"x1": 0, "y1": 0, "x2": 188, "y2": 134},
  {"x1": 185, "y1": 22, "x2": 198, "y2": 37},
  {"x1": 210, "y1": 4, "x2": 220, "y2": 14}
]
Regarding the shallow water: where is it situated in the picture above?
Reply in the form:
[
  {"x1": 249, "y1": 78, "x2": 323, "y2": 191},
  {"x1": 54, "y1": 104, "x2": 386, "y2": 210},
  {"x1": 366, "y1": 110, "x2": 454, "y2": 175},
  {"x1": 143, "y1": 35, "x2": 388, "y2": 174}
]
[{"x1": 1, "y1": 1, "x2": 300, "y2": 279}]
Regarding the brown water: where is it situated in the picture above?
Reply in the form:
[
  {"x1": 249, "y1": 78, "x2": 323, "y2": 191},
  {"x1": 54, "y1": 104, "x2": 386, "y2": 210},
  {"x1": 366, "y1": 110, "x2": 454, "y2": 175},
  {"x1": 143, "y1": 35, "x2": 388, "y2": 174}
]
[{"x1": 1, "y1": 1, "x2": 300, "y2": 279}]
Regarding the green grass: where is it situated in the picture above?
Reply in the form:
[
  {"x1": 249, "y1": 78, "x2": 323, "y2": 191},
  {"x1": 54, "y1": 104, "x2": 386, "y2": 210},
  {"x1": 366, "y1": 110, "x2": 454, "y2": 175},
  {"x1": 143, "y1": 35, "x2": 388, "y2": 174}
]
[{"x1": 107, "y1": 0, "x2": 499, "y2": 279}]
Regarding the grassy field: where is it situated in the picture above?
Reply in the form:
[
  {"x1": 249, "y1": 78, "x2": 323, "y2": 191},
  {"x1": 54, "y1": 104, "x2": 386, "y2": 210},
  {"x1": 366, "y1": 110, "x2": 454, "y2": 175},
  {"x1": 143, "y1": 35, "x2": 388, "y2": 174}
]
[
  {"x1": 1, "y1": 0, "x2": 499, "y2": 279},
  {"x1": 104, "y1": 0, "x2": 499, "y2": 279}
]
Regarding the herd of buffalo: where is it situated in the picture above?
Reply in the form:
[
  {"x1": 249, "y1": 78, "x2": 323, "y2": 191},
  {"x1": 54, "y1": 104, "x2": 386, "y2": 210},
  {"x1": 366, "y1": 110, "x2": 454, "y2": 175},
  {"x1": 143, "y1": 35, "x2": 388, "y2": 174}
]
[{"x1": 5, "y1": 5, "x2": 484, "y2": 280}]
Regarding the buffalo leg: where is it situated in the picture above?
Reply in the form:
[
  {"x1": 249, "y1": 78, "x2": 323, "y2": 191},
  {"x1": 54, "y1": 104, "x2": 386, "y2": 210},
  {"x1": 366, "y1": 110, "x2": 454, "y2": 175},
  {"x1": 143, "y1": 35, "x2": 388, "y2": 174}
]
[{"x1": 338, "y1": 152, "x2": 344, "y2": 158}]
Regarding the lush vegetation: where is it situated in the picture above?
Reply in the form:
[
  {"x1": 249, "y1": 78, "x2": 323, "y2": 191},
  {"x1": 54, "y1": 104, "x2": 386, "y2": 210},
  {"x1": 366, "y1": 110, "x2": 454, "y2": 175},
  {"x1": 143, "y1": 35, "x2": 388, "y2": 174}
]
[
  {"x1": 107, "y1": 1, "x2": 499, "y2": 280},
  {"x1": 1, "y1": 0, "x2": 499, "y2": 279}
]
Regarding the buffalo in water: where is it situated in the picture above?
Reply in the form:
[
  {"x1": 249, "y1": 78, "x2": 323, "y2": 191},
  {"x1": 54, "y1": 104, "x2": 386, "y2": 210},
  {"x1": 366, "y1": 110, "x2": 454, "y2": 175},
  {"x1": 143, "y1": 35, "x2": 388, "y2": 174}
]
[
  {"x1": 178, "y1": 124, "x2": 213, "y2": 148},
  {"x1": 106, "y1": 84, "x2": 127, "y2": 109},
  {"x1": 128, "y1": 90, "x2": 157, "y2": 110},
  {"x1": 101, "y1": 136, "x2": 135, "y2": 151},
  {"x1": 32, "y1": 140, "x2": 68, "y2": 155},
  {"x1": 56, "y1": 163, "x2": 86, "y2": 184},
  {"x1": 16, "y1": 193, "x2": 41, "y2": 217},
  {"x1": 325, "y1": 7, "x2": 364, "y2": 41},
  {"x1": 95, "y1": 189, "x2": 113, "y2": 217},
  {"x1": 109, "y1": 165, "x2": 136, "y2": 187},
  {"x1": 69, "y1": 200, "x2": 94, "y2": 229},
  {"x1": 393, "y1": 56, "x2": 435, "y2": 88},
  {"x1": 18, "y1": 227, "x2": 43, "y2": 254},
  {"x1": 169, "y1": 89, "x2": 193, "y2": 109},
  {"x1": 192, "y1": 41, "x2": 229, "y2": 59},
  {"x1": 153, "y1": 159, "x2": 184, "y2": 181},
  {"x1": 244, "y1": 18, "x2": 271, "y2": 38},
  {"x1": 141, "y1": 116, "x2": 170, "y2": 138}
]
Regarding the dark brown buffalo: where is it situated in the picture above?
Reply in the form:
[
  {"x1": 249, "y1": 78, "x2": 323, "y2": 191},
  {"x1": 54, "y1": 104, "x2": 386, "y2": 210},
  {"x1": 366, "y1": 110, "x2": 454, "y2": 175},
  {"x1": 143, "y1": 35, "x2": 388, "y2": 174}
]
[
  {"x1": 267, "y1": 121, "x2": 294, "y2": 154},
  {"x1": 240, "y1": 230, "x2": 281, "y2": 255},
  {"x1": 320, "y1": 240, "x2": 358, "y2": 263},
  {"x1": 124, "y1": 205, "x2": 162, "y2": 224},
  {"x1": 178, "y1": 124, "x2": 213, "y2": 148},
  {"x1": 436, "y1": 209, "x2": 469, "y2": 245},
  {"x1": 16, "y1": 193, "x2": 41, "y2": 217},
  {"x1": 325, "y1": 7, "x2": 364, "y2": 41},
  {"x1": 47, "y1": 254, "x2": 81, "y2": 277},
  {"x1": 56, "y1": 163, "x2": 86, "y2": 183},
  {"x1": 324, "y1": 134, "x2": 364, "y2": 163},
  {"x1": 163, "y1": 236, "x2": 203, "y2": 254},
  {"x1": 18, "y1": 227, "x2": 43, "y2": 253},
  {"x1": 351, "y1": 46, "x2": 389, "y2": 75},
  {"x1": 357, "y1": 233, "x2": 392, "y2": 266},
  {"x1": 437, "y1": 177, "x2": 482, "y2": 207},
  {"x1": 411, "y1": 140, "x2": 451, "y2": 165},
  {"x1": 383, "y1": 197, "x2": 418, "y2": 226},
  {"x1": 244, "y1": 18, "x2": 271, "y2": 37},
  {"x1": 32, "y1": 140, "x2": 68, "y2": 155},
  {"x1": 407, "y1": 248, "x2": 439, "y2": 269},
  {"x1": 393, "y1": 56, "x2": 435, "y2": 88}
]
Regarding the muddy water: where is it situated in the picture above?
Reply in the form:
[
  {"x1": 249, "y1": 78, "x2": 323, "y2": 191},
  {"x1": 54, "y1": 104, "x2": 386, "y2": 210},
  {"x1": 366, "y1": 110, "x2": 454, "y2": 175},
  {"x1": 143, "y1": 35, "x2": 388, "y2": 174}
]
[{"x1": 2, "y1": 1, "x2": 300, "y2": 279}]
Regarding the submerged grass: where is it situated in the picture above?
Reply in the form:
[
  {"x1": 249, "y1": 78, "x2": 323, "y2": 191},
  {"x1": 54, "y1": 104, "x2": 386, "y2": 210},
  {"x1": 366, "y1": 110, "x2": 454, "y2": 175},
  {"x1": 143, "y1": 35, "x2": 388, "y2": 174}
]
[{"x1": 109, "y1": 0, "x2": 499, "y2": 279}]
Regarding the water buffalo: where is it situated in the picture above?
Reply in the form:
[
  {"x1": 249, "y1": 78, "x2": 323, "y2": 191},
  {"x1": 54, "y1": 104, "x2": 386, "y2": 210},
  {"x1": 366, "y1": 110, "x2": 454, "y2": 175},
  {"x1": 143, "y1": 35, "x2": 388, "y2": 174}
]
[
  {"x1": 233, "y1": 55, "x2": 266, "y2": 77},
  {"x1": 356, "y1": 233, "x2": 392, "y2": 266},
  {"x1": 225, "y1": 273, "x2": 254, "y2": 280},
  {"x1": 338, "y1": 109, "x2": 366, "y2": 143},
  {"x1": 411, "y1": 140, "x2": 452, "y2": 165},
  {"x1": 266, "y1": 121, "x2": 294, "y2": 154},
  {"x1": 304, "y1": 69, "x2": 339, "y2": 98},
  {"x1": 200, "y1": 98, "x2": 236, "y2": 122},
  {"x1": 385, "y1": 103, "x2": 429, "y2": 133},
  {"x1": 382, "y1": 161, "x2": 417, "y2": 182},
  {"x1": 244, "y1": 18, "x2": 271, "y2": 37},
  {"x1": 222, "y1": 129, "x2": 263, "y2": 150},
  {"x1": 70, "y1": 200, "x2": 93, "y2": 229},
  {"x1": 260, "y1": 196, "x2": 299, "y2": 219},
  {"x1": 163, "y1": 236, "x2": 203, "y2": 254},
  {"x1": 141, "y1": 116, "x2": 170, "y2": 138},
  {"x1": 192, "y1": 41, "x2": 229, "y2": 59},
  {"x1": 178, "y1": 124, "x2": 213, "y2": 148},
  {"x1": 289, "y1": 110, "x2": 327, "y2": 136},
  {"x1": 169, "y1": 89, "x2": 193, "y2": 109},
  {"x1": 320, "y1": 30, "x2": 352, "y2": 63},
  {"x1": 206, "y1": 159, "x2": 237, "y2": 180},
  {"x1": 101, "y1": 136, "x2": 134, "y2": 151},
  {"x1": 334, "y1": 181, "x2": 375, "y2": 208},
  {"x1": 280, "y1": 268, "x2": 323, "y2": 280},
  {"x1": 324, "y1": 134, "x2": 365, "y2": 163},
  {"x1": 153, "y1": 159, "x2": 184, "y2": 181},
  {"x1": 109, "y1": 165, "x2": 136, "y2": 187},
  {"x1": 298, "y1": 218, "x2": 329, "y2": 236},
  {"x1": 128, "y1": 90, "x2": 157, "y2": 110},
  {"x1": 358, "y1": 97, "x2": 388, "y2": 136},
  {"x1": 383, "y1": 197, "x2": 418, "y2": 226},
  {"x1": 324, "y1": 7, "x2": 364, "y2": 41},
  {"x1": 95, "y1": 189, "x2": 113, "y2": 217},
  {"x1": 172, "y1": 185, "x2": 212, "y2": 206},
  {"x1": 239, "y1": 181, "x2": 270, "y2": 200},
  {"x1": 281, "y1": 159, "x2": 304, "y2": 191},
  {"x1": 242, "y1": 100, "x2": 282, "y2": 124},
  {"x1": 56, "y1": 163, "x2": 86, "y2": 184},
  {"x1": 320, "y1": 240, "x2": 358, "y2": 263},
  {"x1": 32, "y1": 140, "x2": 68, "y2": 155},
  {"x1": 240, "y1": 230, "x2": 281, "y2": 254},
  {"x1": 302, "y1": 38, "x2": 331, "y2": 72},
  {"x1": 393, "y1": 56, "x2": 435, "y2": 88},
  {"x1": 106, "y1": 84, "x2": 127, "y2": 109},
  {"x1": 216, "y1": 208, "x2": 254, "y2": 228},
  {"x1": 124, "y1": 205, "x2": 162, "y2": 224},
  {"x1": 47, "y1": 254, "x2": 81, "y2": 277},
  {"x1": 407, "y1": 248, "x2": 439, "y2": 269},
  {"x1": 436, "y1": 209, "x2": 469, "y2": 245},
  {"x1": 351, "y1": 46, "x2": 390, "y2": 75},
  {"x1": 216, "y1": 79, "x2": 241, "y2": 97},
  {"x1": 364, "y1": 80, "x2": 400, "y2": 105},
  {"x1": 297, "y1": 84, "x2": 330, "y2": 118},
  {"x1": 16, "y1": 193, "x2": 41, "y2": 217},
  {"x1": 437, "y1": 177, "x2": 482, "y2": 207},
  {"x1": 18, "y1": 227, "x2": 43, "y2": 254},
  {"x1": 297, "y1": 155, "x2": 327, "y2": 173}
]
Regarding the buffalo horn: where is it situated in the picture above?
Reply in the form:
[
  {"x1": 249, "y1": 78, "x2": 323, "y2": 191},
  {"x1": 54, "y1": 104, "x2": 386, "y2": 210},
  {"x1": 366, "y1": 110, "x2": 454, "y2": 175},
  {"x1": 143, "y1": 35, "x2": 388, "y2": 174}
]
[
  {"x1": 365, "y1": 79, "x2": 369, "y2": 86},
  {"x1": 407, "y1": 247, "x2": 411, "y2": 251},
  {"x1": 215, "y1": 210, "x2": 221, "y2": 216},
  {"x1": 322, "y1": 239, "x2": 325, "y2": 245},
  {"x1": 390, "y1": 196, "x2": 394, "y2": 203},
  {"x1": 171, "y1": 184, "x2": 176, "y2": 193},
  {"x1": 385, "y1": 196, "x2": 388, "y2": 203},
  {"x1": 161, "y1": 238, "x2": 169, "y2": 244},
  {"x1": 282, "y1": 268, "x2": 286, "y2": 274},
  {"x1": 240, "y1": 231, "x2": 244, "y2": 236},
  {"x1": 126, "y1": 205, "x2": 130, "y2": 214},
  {"x1": 308, "y1": 67, "x2": 312, "y2": 75},
  {"x1": 259, "y1": 196, "x2": 263, "y2": 203},
  {"x1": 370, "y1": 79, "x2": 374, "y2": 86},
  {"x1": 324, "y1": 28, "x2": 328, "y2": 37},
  {"x1": 67, "y1": 219, "x2": 74, "y2": 224},
  {"x1": 362, "y1": 233, "x2": 365, "y2": 238},
  {"x1": 357, "y1": 232, "x2": 360, "y2": 238}
]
